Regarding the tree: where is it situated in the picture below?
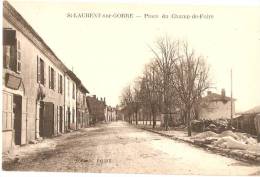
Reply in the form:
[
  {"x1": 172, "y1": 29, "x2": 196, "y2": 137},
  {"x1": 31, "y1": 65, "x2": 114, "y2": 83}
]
[
  {"x1": 172, "y1": 42, "x2": 210, "y2": 136},
  {"x1": 149, "y1": 37, "x2": 179, "y2": 130},
  {"x1": 120, "y1": 86, "x2": 134, "y2": 124}
]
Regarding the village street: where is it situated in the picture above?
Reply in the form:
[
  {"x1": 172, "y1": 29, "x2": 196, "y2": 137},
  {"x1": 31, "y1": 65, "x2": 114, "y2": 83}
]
[{"x1": 2, "y1": 121, "x2": 260, "y2": 175}]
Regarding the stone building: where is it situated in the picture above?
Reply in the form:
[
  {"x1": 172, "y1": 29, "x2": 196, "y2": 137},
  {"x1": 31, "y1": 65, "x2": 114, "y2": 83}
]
[
  {"x1": 199, "y1": 89, "x2": 236, "y2": 120},
  {"x1": 2, "y1": 1, "x2": 91, "y2": 152},
  {"x1": 86, "y1": 96, "x2": 106, "y2": 124},
  {"x1": 2, "y1": 1, "x2": 68, "y2": 151},
  {"x1": 64, "y1": 70, "x2": 79, "y2": 131},
  {"x1": 76, "y1": 84, "x2": 89, "y2": 129}
]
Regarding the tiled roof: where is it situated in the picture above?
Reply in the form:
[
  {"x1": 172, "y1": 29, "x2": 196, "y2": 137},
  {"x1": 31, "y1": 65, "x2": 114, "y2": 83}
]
[
  {"x1": 202, "y1": 93, "x2": 235, "y2": 102},
  {"x1": 241, "y1": 105, "x2": 260, "y2": 114}
]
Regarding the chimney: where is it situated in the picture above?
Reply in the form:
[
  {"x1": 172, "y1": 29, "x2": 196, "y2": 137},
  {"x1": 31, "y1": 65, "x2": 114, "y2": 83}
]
[
  {"x1": 207, "y1": 91, "x2": 212, "y2": 96},
  {"x1": 100, "y1": 97, "x2": 103, "y2": 101},
  {"x1": 104, "y1": 97, "x2": 106, "y2": 103},
  {"x1": 221, "y1": 88, "x2": 226, "y2": 97},
  {"x1": 93, "y1": 95, "x2": 96, "y2": 99}
]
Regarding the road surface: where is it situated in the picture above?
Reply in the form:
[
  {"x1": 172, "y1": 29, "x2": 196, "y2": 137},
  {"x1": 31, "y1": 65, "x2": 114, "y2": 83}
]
[{"x1": 3, "y1": 121, "x2": 260, "y2": 175}]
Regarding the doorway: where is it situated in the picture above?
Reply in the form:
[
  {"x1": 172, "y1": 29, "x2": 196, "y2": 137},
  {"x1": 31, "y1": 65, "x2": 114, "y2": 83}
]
[
  {"x1": 59, "y1": 106, "x2": 63, "y2": 133},
  {"x1": 39, "y1": 101, "x2": 54, "y2": 137},
  {"x1": 67, "y1": 107, "x2": 71, "y2": 129},
  {"x1": 13, "y1": 95, "x2": 22, "y2": 145}
]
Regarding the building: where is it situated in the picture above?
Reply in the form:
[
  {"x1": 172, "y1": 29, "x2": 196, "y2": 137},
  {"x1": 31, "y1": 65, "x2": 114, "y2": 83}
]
[
  {"x1": 231, "y1": 106, "x2": 260, "y2": 139},
  {"x1": 86, "y1": 96, "x2": 106, "y2": 124},
  {"x1": 105, "y1": 106, "x2": 117, "y2": 122},
  {"x1": 2, "y1": 1, "x2": 67, "y2": 151},
  {"x1": 76, "y1": 83, "x2": 89, "y2": 129},
  {"x1": 199, "y1": 89, "x2": 235, "y2": 120},
  {"x1": 64, "y1": 70, "x2": 80, "y2": 131}
]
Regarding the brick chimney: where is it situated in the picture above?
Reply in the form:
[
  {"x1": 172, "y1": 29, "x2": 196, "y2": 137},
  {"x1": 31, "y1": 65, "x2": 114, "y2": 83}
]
[{"x1": 221, "y1": 89, "x2": 226, "y2": 97}]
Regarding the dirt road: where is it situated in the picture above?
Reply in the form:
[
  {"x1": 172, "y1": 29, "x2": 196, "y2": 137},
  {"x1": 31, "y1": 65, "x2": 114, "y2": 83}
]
[{"x1": 2, "y1": 121, "x2": 260, "y2": 175}]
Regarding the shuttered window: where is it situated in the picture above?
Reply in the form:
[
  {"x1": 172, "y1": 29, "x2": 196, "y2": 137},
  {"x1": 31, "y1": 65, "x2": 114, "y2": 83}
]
[
  {"x1": 48, "y1": 66, "x2": 55, "y2": 90},
  {"x1": 3, "y1": 29, "x2": 19, "y2": 72},
  {"x1": 37, "y1": 56, "x2": 45, "y2": 85},
  {"x1": 58, "y1": 74, "x2": 63, "y2": 94},
  {"x1": 17, "y1": 40, "x2": 21, "y2": 73}
]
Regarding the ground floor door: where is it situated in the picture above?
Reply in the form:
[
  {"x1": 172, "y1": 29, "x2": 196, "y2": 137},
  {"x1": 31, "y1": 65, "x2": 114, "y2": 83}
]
[
  {"x1": 13, "y1": 95, "x2": 22, "y2": 145},
  {"x1": 39, "y1": 101, "x2": 54, "y2": 137},
  {"x1": 67, "y1": 107, "x2": 71, "y2": 129},
  {"x1": 59, "y1": 106, "x2": 63, "y2": 133}
]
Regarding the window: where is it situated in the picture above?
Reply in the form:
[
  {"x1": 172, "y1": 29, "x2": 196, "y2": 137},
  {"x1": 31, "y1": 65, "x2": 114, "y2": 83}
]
[
  {"x1": 37, "y1": 57, "x2": 45, "y2": 85},
  {"x1": 72, "y1": 83, "x2": 75, "y2": 99},
  {"x1": 17, "y1": 40, "x2": 21, "y2": 73},
  {"x1": 58, "y1": 74, "x2": 63, "y2": 94},
  {"x1": 3, "y1": 29, "x2": 20, "y2": 73},
  {"x1": 67, "y1": 79, "x2": 70, "y2": 97},
  {"x1": 49, "y1": 66, "x2": 55, "y2": 90}
]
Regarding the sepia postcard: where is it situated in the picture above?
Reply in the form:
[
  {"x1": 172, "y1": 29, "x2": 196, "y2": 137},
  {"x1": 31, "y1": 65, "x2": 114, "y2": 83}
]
[{"x1": 1, "y1": 0, "x2": 260, "y2": 177}]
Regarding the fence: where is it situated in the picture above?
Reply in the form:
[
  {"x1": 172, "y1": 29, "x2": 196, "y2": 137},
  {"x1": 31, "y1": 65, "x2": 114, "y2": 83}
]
[{"x1": 231, "y1": 114, "x2": 258, "y2": 135}]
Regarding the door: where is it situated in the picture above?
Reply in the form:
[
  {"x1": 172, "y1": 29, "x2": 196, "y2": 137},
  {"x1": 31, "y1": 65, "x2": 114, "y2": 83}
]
[
  {"x1": 43, "y1": 102, "x2": 54, "y2": 137},
  {"x1": 59, "y1": 106, "x2": 63, "y2": 133},
  {"x1": 39, "y1": 101, "x2": 54, "y2": 137},
  {"x1": 13, "y1": 95, "x2": 22, "y2": 145},
  {"x1": 67, "y1": 107, "x2": 71, "y2": 129}
]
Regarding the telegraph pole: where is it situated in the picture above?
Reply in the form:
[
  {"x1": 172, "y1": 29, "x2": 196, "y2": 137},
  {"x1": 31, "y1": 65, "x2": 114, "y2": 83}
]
[{"x1": 231, "y1": 69, "x2": 233, "y2": 123}]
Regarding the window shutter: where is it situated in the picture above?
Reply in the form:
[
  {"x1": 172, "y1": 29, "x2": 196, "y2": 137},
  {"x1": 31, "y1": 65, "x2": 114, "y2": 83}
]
[
  {"x1": 17, "y1": 40, "x2": 21, "y2": 73},
  {"x1": 37, "y1": 56, "x2": 40, "y2": 83},
  {"x1": 53, "y1": 70, "x2": 56, "y2": 90},
  {"x1": 43, "y1": 61, "x2": 46, "y2": 86},
  {"x1": 48, "y1": 66, "x2": 51, "y2": 88},
  {"x1": 60, "y1": 75, "x2": 63, "y2": 94},
  {"x1": 57, "y1": 73, "x2": 60, "y2": 93},
  {"x1": 3, "y1": 29, "x2": 16, "y2": 45}
]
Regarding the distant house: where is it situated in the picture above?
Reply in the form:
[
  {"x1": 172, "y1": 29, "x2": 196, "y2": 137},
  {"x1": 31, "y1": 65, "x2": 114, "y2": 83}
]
[
  {"x1": 232, "y1": 106, "x2": 260, "y2": 139},
  {"x1": 86, "y1": 96, "x2": 106, "y2": 124},
  {"x1": 76, "y1": 84, "x2": 89, "y2": 129},
  {"x1": 64, "y1": 70, "x2": 80, "y2": 131},
  {"x1": 105, "y1": 106, "x2": 117, "y2": 122},
  {"x1": 199, "y1": 89, "x2": 235, "y2": 120}
]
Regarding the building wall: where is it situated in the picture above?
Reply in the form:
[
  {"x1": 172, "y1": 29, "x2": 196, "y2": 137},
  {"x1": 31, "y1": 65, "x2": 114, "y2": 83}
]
[
  {"x1": 64, "y1": 76, "x2": 76, "y2": 130},
  {"x1": 76, "y1": 89, "x2": 87, "y2": 129},
  {"x1": 3, "y1": 10, "x2": 65, "y2": 151},
  {"x1": 200, "y1": 100, "x2": 235, "y2": 120}
]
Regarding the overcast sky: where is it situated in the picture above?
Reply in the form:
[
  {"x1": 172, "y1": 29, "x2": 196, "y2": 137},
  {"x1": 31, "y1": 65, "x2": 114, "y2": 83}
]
[{"x1": 7, "y1": 0, "x2": 260, "y2": 112}]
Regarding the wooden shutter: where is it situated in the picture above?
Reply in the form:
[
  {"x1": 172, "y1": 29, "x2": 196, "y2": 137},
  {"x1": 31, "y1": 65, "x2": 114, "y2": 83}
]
[
  {"x1": 17, "y1": 40, "x2": 21, "y2": 73},
  {"x1": 53, "y1": 70, "x2": 56, "y2": 90},
  {"x1": 37, "y1": 56, "x2": 40, "y2": 83},
  {"x1": 3, "y1": 29, "x2": 16, "y2": 45},
  {"x1": 60, "y1": 75, "x2": 62, "y2": 94},
  {"x1": 48, "y1": 66, "x2": 51, "y2": 88},
  {"x1": 57, "y1": 73, "x2": 60, "y2": 93},
  {"x1": 43, "y1": 61, "x2": 46, "y2": 86}
]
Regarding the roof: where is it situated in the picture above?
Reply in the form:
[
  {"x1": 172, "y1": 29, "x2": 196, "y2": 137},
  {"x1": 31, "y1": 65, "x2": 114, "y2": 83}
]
[
  {"x1": 66, "y1": 70, "x2": 81, "y2": 84},
  {"x1": 203, "y1": 93, "x2": 235, "y2": 102},
  {"x1": 79, "y1": 84, "x2": 89, "y2": 94},
  {"x1": 241, "y1": 105, "x2": 260, "y2": 115}
]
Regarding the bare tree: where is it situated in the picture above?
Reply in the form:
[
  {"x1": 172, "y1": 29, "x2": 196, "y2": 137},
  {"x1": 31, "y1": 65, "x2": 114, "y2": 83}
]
[
  {"x1": 172, "y1": 42, "x2": 210, "y2": 136},
  {"x1": 149, "y1": 37, "x2": 179, "y2": 130},
  {"x1": 120, "y1": 85, "x2": 134, "y2": 124}
]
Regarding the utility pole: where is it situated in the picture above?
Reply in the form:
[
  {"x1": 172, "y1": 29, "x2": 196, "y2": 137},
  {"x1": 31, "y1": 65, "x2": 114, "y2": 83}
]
[{"x1": 231, "y1": 69, "x2": 233, "y2": 124}]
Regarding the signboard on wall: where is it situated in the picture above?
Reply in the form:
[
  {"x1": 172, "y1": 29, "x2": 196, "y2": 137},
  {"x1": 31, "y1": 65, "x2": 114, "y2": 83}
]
[{"x1": 5, "y1": 73, "x2": 21, "y2": 90}]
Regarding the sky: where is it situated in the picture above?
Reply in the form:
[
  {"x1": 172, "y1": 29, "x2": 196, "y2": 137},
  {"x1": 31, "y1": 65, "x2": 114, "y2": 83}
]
[{"x1": 6, "y1": 0, "x2": 260, "y2": 112}]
